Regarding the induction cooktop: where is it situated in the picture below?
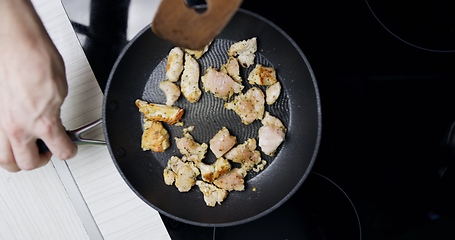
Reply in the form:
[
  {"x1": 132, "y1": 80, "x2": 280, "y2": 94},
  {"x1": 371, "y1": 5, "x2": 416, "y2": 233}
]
[{"x1": 62, "y1": 0, "x2": 455, "y2": 239}]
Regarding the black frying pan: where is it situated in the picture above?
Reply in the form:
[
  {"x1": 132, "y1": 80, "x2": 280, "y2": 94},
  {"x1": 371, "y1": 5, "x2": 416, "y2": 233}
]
[{"x1": 103, "y1": 8, "x2": 321, "y2": 227}]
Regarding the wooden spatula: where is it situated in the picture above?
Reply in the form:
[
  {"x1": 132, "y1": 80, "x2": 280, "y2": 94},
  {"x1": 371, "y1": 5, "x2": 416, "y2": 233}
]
[{"x1": 151, "y1": 0, "x2": 243, "y2": 50}]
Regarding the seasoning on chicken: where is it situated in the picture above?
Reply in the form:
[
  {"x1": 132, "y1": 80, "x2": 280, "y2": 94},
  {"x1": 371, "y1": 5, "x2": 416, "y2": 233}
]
[
  {"x1": 248, "y1": 64, "x2": 278, "y2": 86},
  {"x1": 175, "y1": 127, "x2": 208, "y2": 163},
  {"x1": 265, "y1": 81, "x2": 281, "y2": 105},
  {"x1": 209, "y1": 126, "x2": 237, "y2": 159},
  {"x1": 165, "y1": 47, "x2": 184, "y2": 82},
  {"x1": 180, "y1": 53, "x2": 202, "y2": 103},
  {"x1": 224, "y1": 138, "x2": 262, "y2": 171},
  {"x1": 220, "y1": 56, "x2": 242, "y2": 83},
  {"x1": 201, "y1": 67, "x2": 244, "y2": 101},
  {"x1": 135, "y1": 99, "x2": 184, "y2": 125},
  {"x1": 213, "y1": 167, "x2": 247, "y2": 192},
  {"x1": 196, "y1": 180, "x2": 228, "y2": 207},
  {"x1": 140, "y1": 118, "x2": 170, "y2": 152},
  {"x1": 258, "y1": 111, "x2": 287, "y2": 156},
  {"x1": 159, "y1": 80, "x2": 181, "y2": 106},
  {"x1": 224, "y1": 87, "x2": 265, "y2": 125},
  {"x1": 228, "y1": 37, "x2": 257, "y2": 68},
  {"x1": 164, "y1": 156, "x2": 200, "y2": 192},
  {"x1": 197, "y1": 157, "x2": 231, "y2": 183}
]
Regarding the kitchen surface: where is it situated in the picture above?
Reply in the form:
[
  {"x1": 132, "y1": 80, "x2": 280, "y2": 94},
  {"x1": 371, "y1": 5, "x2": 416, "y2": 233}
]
[{"x1": 1, "y1": 0, "x2": 454, "y2": 239}]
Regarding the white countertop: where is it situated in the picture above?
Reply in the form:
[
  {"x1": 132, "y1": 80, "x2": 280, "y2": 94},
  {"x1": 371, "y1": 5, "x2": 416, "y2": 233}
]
[{"x1": 0, "y1": 1, "x2": 171, "y2": 239}]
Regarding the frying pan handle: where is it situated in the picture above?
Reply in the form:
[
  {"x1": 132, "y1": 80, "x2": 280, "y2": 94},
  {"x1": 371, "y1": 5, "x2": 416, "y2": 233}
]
[{"x1": 37, "y1": 118, "x2": 106, "y2": 154}]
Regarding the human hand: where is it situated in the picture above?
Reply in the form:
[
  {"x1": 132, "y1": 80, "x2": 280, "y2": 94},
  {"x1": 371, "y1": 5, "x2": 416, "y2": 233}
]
[{"x1": 0, "y1": 0, "x2": 77, "y2": 172}]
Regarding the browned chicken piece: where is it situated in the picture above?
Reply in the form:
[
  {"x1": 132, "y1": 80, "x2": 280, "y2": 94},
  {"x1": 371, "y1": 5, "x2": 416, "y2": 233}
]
[
  {"x1": 165, "y1": 47, "x2": 184, "y2": 82},
  {"x1": 201, "y1": 67, "x2": 244, "y2": 101},
  {"x1": 220, "y1": 56, "x2": 242, "y2": 83},
  {"x1": 247, "y1": 64, "x2": 278, "y2": 86},
  {"x1": 140, "y1": 118, "x2": 170, "y2": 152},
  {"x1": 249, "y1": 64, "x2": 282, "y2": 105},
  {"x1": 258, "y1": 111, "x2": 287, "y2": 156},
  {"x1": 163, "y1": 156, "x2": 179, "y2": 186},
  {"x1": 213, "y1": 167, "x2": 247, "y2": 192},
  {"x1": 180, "y1": 53, "x2": 202, "y2": 103},
  {"x1": 196, "y1": 180, "x2": 228, "y2": 207},
  {"x1": 135, "y1": 99, "x2": 184, "y2": 125},
  {"x1": 197, "y1": 157, "x2": 231, "y2": 183},
  {"x1": 175, "y1": 129, "x2": 208, "y2": 163},
  {"x1": 224, "y1": 138, "x2": 262, "y2": 171},
  {"x1": 209, "y1": 126, "x2": 237, "y2": 159},
  {"x1": 164, "y1": 156, "x2": 200, "y2": 192},
  {"x1": 228, "y1": 37, "x2": 257, "y2": 68},
  {"x1": 159, "y1": 80, "x2": 181, "y2": 106},
  {"x1": 224, "y1": 87, "x2": 265, "y2": 125}
]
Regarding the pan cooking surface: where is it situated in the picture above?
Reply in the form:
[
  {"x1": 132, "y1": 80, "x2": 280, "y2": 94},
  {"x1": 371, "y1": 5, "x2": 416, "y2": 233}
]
[
  {"x1": 104, "y1": 8, "x2": 321, "y2": 227},
  {"x1": 142, "y1": 38, "x2": 289, "y2": 176}
]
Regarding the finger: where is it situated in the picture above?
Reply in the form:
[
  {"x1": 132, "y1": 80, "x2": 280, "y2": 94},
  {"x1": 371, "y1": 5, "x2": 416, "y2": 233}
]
[
  {"x1": 8, "y1": 135, "x2": 49, "y2": 171},
  {"x1": 0, "y1": 129, "x2": 20, "y2": 172},
  {"x1": 39, "y1": 123, "x2": 77, "y2": 160}
]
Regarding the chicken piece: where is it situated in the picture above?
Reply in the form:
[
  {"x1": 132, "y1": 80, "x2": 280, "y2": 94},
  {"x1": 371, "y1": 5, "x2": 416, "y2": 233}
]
[
  {"x1": 141, "y1": 119, "x2": 170, "y2": 152},
  {"x1": 159, "y1": 80, "x2": 181, "y2": 106},
  {"x1": 220, "y1": 56, "x2": 242, "y2": 83},
  {"x1": 258, "y1": 111, "x2": 286, "y2": 156},
  {"x1": 197, "y1": 157, "x2": 231, "y2": 183},
  {"x1": 183, "y1": 125, "x2": 195, "y2": 133},
  {"x1": 175, "y1": 130, "x2": 208, "y2": 163},
  {"x1": 201, "y1": 67, "x2": 244, "y2": 101},
  {"x1": 209, "y1": 126, "x2": 237, "y2": 159},
  {"x1": 135, "y1": 99, "x2": 184, "y2": 125},
  {"x1": 224, "y1": 138, "x2": 262, "y2": 171},
  {"x1": 224, "y1": 87, "x2": 265, "y2": 125},
  {"x1": 196, "y1": 180, "x2": 228, "y2": 207},
  {"x1": 247, "y1": 63, "x2": 281, "y2": 105},
  {"x1": 180, "y1": 53, "x2": 202, "y2": 103},
  {"x1": 163, "y1": 167, "x2": 176, "y2": 186},
  {"x1": 184, "y1": 41, "x2": 211, "y2": 59},
  {"x1": 213, "y1": 168, "x2": 247, "y2": 192},
  {"x1": 252, "y1": 159, "x2": 267, "y2": 173},
  {"x1": 248, "y1": 64, "x2": 278, "y2": 86},
  {"x1": 266, "y1": 81, "x2": 281, "y2": 105},
  {"x1": 228, "y1": 37, "x2": 257, "y2": 68},
  {"x1": 165, "y1": 47, "x2": 184, "y2": 82},
  {"x1": 164, "y1": 156, "x2": 200, "y2": 192}
]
